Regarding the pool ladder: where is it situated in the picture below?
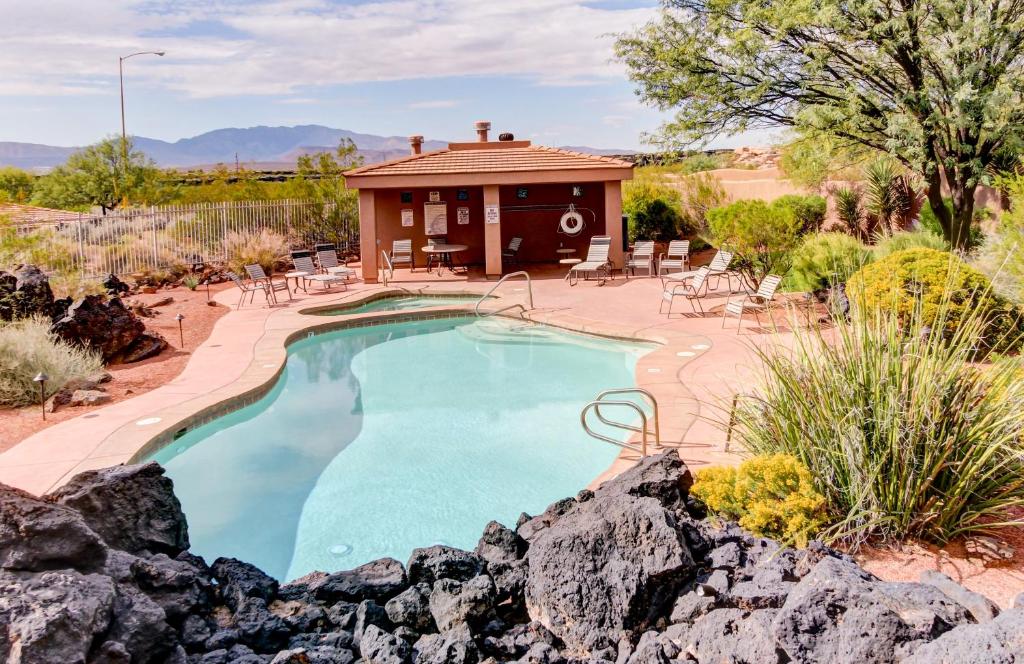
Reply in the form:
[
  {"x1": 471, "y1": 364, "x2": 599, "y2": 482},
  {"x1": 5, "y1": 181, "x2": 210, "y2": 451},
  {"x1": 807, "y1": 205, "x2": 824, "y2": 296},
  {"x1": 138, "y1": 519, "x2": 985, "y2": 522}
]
[
  {"x1": 475, "y1": 271, "x2": 534, "y2": 318},
  {"x1": 580, "y1": 388, "x2": 660, "y2": 457}
]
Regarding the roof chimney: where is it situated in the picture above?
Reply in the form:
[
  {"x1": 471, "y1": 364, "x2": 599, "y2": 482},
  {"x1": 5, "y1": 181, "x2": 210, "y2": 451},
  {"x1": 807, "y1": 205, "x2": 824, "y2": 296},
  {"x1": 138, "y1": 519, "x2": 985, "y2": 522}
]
[
  {"x1": 409, "y1": 135, "x2": 424, "y2": 155},
  {"x1": 474, "y1": 121, "x2": 491, "y2": 143}
]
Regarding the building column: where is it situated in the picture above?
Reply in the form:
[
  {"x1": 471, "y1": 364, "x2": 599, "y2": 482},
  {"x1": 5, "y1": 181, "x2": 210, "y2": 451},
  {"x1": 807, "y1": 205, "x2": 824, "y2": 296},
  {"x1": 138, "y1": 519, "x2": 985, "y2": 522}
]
[
  {"x1": 358, "y1": 189, "x2": 378, "y2": 283},
  {"x1": 604, "y1": 180, "x2": 624, "y2": 269},
  {"x1": 483, "y1": 184, "x2": 502, "y2": 279}
]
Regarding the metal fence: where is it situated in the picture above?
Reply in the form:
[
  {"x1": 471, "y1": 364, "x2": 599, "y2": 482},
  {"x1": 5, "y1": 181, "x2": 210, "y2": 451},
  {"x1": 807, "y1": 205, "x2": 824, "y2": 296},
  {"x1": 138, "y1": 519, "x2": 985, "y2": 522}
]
[{"x1": 2, "y1": 199, "x2": 359, "y2": 278}]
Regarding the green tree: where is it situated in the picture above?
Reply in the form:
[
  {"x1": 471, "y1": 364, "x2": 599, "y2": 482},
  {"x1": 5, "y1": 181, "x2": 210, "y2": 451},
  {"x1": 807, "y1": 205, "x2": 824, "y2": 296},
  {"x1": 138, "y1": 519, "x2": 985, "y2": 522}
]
[
  {"x1": 0, "y1": 167, "x2": 34, "y2": 204},
  {"x1": 616, "y1": 0, "x2": 1024, "y2": 250},
  {"x1": 285, "y1": 139, "x2": 364, "y2": 246},
  {"x1": 706, "y1": 198, "x2": 803, "y2": 289},
  {"x1": 30, "y1": 137, "x2": 168, "y2": 212}
]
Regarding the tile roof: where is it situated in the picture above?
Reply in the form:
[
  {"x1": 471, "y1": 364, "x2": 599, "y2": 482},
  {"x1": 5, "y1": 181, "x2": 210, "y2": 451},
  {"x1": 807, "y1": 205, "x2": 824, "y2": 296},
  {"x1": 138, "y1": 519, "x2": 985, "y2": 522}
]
[
  {"x1": 345, "y1": 145, "x2": 633, "y2": 177},
  {"x1": 0, "y1": 203, "x2": 77, "y2": 225}
]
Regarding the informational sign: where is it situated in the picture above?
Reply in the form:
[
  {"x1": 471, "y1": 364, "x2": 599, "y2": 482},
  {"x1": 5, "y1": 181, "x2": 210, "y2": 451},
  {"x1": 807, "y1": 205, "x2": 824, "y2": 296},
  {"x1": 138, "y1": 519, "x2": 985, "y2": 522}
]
[
  {"x1": 424, "y1": 202, "x2": 448, "y2": 235},
  {"x1": 457, "y1": 206, "x2": 470, "y2": 225},
  {"x1": 429, "y1": 191, "x2": 441, "y2": 202},
  {"x1": 485, "y1": 204, "x2": 500, "y2": 225},
  {"x1": 401, "y1": 208, "x2": 414, "y2": 228}
]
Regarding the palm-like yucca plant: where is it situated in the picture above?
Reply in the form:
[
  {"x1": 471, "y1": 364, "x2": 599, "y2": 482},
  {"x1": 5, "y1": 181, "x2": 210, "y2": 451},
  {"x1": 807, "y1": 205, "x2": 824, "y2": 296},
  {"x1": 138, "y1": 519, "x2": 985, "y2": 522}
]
[
  {"x1": 864, "y1": 159, "x2": 915, "y2": 233},
  {"x1": 730, "y1": 274, "x2": 1024, "y2": 547},
  {"x1": 831, "y1": 186, "x2": 864, "y2": 237}
]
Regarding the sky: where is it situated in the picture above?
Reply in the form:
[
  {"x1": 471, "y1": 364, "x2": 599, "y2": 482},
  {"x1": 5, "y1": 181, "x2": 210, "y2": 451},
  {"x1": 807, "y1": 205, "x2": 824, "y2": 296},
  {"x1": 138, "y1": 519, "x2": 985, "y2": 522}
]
[{"x1": 0, "y1": 0, "x2": 776, "y2": 150}]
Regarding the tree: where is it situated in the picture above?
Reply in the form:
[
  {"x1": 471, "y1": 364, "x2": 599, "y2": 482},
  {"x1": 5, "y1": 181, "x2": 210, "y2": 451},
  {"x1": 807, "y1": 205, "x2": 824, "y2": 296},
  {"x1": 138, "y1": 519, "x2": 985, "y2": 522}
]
[
  {"x1": 616, "y1": 0, "x2": 1024, "y2": 249},
  {"x1": 0, "y1": 167, "x2": 34, "y2": 204},
  {"x1": 706, "y1": 199, "x2": 803, "y2": 289},
  {"x1": 285, "y1": 139, "x2": 364, "y2": 247},
  {"x1": 30, "y1": 137, "x2": 168, "y2": 212}
]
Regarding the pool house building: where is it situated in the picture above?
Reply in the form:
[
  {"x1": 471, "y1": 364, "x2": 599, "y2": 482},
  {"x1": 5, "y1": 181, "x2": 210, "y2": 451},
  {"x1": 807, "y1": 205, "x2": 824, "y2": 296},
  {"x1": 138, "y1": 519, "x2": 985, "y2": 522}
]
[{"x1": 344, "y1": 121, "x2": 635, "y2": 281}]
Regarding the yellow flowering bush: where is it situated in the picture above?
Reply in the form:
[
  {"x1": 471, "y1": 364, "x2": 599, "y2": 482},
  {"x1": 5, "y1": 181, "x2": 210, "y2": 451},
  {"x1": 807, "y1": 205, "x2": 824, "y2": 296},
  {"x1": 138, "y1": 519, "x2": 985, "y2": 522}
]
[
  {"x1": 691, "y1": 454, "x2": 827, "y2": 547},
  {"x1": 846, "y1": 248, "x2": 1022, "y2": 352}
]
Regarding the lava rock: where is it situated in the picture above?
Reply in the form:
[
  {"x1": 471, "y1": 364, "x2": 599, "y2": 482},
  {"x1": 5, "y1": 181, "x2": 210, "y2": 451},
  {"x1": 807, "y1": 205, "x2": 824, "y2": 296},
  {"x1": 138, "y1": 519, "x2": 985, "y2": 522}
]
[
  {"x1": 679, "y1": 608, "x2": 783, "y2": 663},
  {"x1": 359, "y1": 624, "x2": 411, "y2": 664},
  {"x1": 130, "y1": 553, "x2": 213, "y2": 623},
  {"x1": 407, "y1": 546, "x2": 486, "y2": 586},
  {"x1": 429, "y1": 575, "x2": 496, "y2": 633},
  {"x1": 593, "y1": 450, "x2": 693, "y2": 507},
  {"x1": 311, "y1": 557, "x2": 407, "y2": 603},
  {"x1": 103, "y1": 273, "x2": 132, "y2": 297},
  {"x1": 212, "y1": 557, "x2": 279, "y2": 612},
  {"x1": 105, "y1": 581, "x2": 178, "y2": 663},
  {"x1": 919, "y1": 569, "x2": 1000, "y2": 623},
  {"x1": 475, "y1": 521, "x2": 527, "y2": 564},
  {"x1": 413, "y1": 623, "x2": 480, "y2": 664},
  {"x1": 234, "y1": 597, "x2": 291, "y2": 653},
  {"x1": 385, "y1": 583, "x2": 435, "y2": 632},
  {"x1": 353, "y1": 599, "x2": 392, "y2": 645},
  {"x1": 1, "y1": 483, "x2": 107, "y2": 573},
  {"x1": 117, "y1": 330, "x2": 169, "y2": 363},
  {"x1": 47, "y1": 462, "x2": 189, "y2": 557},
  {"x1": 51, "y1": 295, "x2": 146, "y2": 362},
  {"x1": 0, "y1": 265, "x2": 55, "y2": 322},
  {"x1": 903, "y1": 607, "x2": 1024, "y2": 663}
]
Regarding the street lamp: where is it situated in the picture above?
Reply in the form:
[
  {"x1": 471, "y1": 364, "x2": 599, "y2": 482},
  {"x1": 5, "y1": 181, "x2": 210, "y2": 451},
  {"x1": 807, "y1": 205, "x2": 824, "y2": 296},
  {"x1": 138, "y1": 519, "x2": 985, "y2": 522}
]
[{"x1": 119, "y1": 50, "x2": 165, "y2": 165}]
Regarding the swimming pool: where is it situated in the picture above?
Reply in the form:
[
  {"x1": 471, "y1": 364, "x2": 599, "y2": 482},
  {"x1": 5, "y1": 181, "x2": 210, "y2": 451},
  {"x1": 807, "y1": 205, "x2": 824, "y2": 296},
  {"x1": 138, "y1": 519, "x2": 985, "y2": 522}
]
[
  {"x1": 310, "y1": 293, "x2": 482, "y2": 315},
  {"x1": 151, "y1": 316, "x2": 651, "y2": 580}
]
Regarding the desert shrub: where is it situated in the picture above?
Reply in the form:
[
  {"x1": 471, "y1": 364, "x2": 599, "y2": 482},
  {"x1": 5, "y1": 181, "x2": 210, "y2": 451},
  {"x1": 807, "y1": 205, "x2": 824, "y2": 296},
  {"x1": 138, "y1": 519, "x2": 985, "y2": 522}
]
[
  {"x1": 624, "y1": 180, "x2": 684, "y2": 242},
  {"x1": 679, "y1": 172, "x2": 728, "y2": 239},
  {"x1": 847, "y1": 248, "x2": 1021, "y2": 351},
  {"x1": 0, "y1": 220, "x2": 77, "y2": 273},
  {"x1": 731, "y1": 290, "x2": 1024, "y2": 546},
  {"x1": 786, "y1": 233, "x2": 873, "y2": 292},
  {"x1": 692, "y1": 454, "x2": 827, "y2": 547},
  {"x1": 864, "y1": 159, "x2": 915, "y2": 232},
  {"x1": 225, "y1": 229, "x2": 288, "y2": 275},
  {"x1": 873, "y1": 229, "x2": 949, "y2": 257},
  {"x1": 972, "y1": 174, "x2": 1024, "y2": 305},
  {"x1": 49, "y1": 273, "x2": 106, "y2": 300},
  {"x1": 0, "y1": 316, "x2": 104, "y2": 407},
  {"x1": 706, "y1": 198, "x2": 802, "y2": 289},
  {"x1": 831, "y1": 186, "x2": 864, "y2": 236},
  {"x1": 183, "y1": 275, "x2": 200, "y2": 290},
  {"x1": 772, "y1": 194, "x2": 827, "y2": 234}
]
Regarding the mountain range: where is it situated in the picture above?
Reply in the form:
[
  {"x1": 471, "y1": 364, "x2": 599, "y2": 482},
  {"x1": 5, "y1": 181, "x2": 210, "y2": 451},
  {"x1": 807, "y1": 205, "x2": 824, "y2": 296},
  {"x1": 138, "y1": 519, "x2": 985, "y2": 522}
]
[{"x1": 0, "y1": 125, "x2": 629, "y2": 171}]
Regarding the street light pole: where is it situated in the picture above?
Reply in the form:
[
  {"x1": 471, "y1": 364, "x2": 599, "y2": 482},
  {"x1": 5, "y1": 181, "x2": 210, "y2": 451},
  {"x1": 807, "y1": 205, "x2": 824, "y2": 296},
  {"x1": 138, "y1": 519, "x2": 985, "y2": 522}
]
[{"x1": 118, "y1": 50, "x2": 166, "y2": 167}]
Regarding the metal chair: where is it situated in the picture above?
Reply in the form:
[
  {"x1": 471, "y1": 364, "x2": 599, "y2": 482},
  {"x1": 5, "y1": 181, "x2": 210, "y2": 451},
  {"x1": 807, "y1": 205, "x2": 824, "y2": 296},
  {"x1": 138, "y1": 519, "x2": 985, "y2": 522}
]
[
  {"x1": 722, "y1": 274, "x2": 782, "y2": 333},
  {"x1": 658, "y1": 240, "x2": 690, "y2": 276},
  {"x1": 567, "y1": 236, "x2": 613, "y2": 286},
  {"x1": 316, "y1": 248, "x2": 357, "y2": 281},
  {"x1": 659, "y1": 266, "x2": 711, "y2": 316},
  {"x1": 626, "y1": 241, "x2": 656, "y2": 278},
  {"x1": 426, "y1": 237, "x2": 449, "y2": 273},
  {"x1": 227, "y1": 271, "x2": 271, "y2": 309},
  {"x1": 293, "y1": 256, "x2": 345, "y2": 292},
  {"x1": 244, "y1": 264, "x2": 292, "y2": 304},
  {"x1": 392, "y1": 239, "x2": 414, "y2": 271},
  {"x1": 502, "y1": 237, "x2": 523, "y2": 266}
]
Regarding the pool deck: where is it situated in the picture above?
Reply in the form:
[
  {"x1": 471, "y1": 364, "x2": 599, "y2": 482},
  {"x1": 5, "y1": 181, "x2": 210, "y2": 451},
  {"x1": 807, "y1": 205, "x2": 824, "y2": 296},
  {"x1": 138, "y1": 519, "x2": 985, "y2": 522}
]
[{"x1": 0, "y1": 264, "x2": 789, "y2": 495}]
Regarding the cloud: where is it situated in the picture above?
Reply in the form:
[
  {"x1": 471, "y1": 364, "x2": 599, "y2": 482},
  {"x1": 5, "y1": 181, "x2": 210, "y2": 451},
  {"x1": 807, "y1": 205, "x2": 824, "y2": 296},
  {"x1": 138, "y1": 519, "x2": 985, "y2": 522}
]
[
  {"x1": 601, "y1": 114, "x2": 630, "y2": 127},
  {"x1": 409, "y1": 100, "x2": 459, "y2": 109},
  {"x1": 0, "y1": 0, "x2": 657, "y2": 98}
]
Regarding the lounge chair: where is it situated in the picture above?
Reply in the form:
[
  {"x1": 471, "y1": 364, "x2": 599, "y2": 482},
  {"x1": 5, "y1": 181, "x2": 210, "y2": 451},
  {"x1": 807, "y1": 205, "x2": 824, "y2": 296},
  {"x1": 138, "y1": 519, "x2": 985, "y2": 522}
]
[
  {"x1": 391, "y1": 239, "x2": 414, "y2": 271},
  {"x1": 244, "y1": 264, "x2": 292, "y2": 304},
  {"x1": 658, "y1": 240, "x2": 690, "y2": 276},
  {"x1": 660, "y1": 266, "x2": 711, "y2": 316},
  {"x1": 316, "y1": 248, "x2": 357, "y2": 282},
  {"x1": 227, "y1": 271, "x2": 272, "y2": 309},
  {"x1": 287, "y1": 250, "x2": 314, "y2": 292},
  {"x1": 705, "y1": 249, "x2": 738, "y2": 292},
  {"x1": 502, "y1": 237, "x2": 523, "y2": 266},
  {"x1": 625, "y1": 241, "x2": 656, "y2": 278},
  {"x1": 293, "y1": 256, "x2": 345, "y2": 292},
  {"x1": 567, "y1": 235, "x2": 613, "y2": 286},
  {"x1": 722, "y1": 274, "x2": 782, "y2": 333}
]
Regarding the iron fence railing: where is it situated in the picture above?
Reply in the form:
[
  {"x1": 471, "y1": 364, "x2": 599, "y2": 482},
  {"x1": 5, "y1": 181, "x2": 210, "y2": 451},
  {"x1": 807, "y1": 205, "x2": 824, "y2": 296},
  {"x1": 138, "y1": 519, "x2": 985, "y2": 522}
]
[{"x1": 2, "y1": 199, "x2": 358, "y2": 278}]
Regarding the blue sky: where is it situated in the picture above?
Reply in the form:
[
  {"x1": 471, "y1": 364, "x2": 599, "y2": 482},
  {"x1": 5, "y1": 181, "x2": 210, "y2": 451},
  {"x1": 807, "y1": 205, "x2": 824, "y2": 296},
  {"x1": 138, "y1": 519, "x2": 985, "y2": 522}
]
[{"x1": 0, "y1": 0, "x2": 776, "y2": 149}]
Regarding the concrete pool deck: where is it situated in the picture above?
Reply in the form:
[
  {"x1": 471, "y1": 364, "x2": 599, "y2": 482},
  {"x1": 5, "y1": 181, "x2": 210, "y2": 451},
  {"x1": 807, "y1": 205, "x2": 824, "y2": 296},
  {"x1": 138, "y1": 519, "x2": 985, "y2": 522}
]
[{"x1": 0, "y1": 265, "x2": 786, "y2": 495}]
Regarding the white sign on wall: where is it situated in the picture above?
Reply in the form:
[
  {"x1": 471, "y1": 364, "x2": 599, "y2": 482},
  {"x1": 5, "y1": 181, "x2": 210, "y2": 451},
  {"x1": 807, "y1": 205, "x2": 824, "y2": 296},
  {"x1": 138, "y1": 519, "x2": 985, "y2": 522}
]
[
  {"x1": 424, "y1": 202, "x2": 448, "y2": 235},
  {"x1": 457, "y1": 206, "x2": 470, "y2": 225},
  {"x1": 400, "y1": 208, "x2": 414, "y2": 228},
  {"x1": 485, "y1": 204, "x2": 500, "y2": 225},
  {"x1": 429, "y1": 191, "x2": 441, "y2": 202}
]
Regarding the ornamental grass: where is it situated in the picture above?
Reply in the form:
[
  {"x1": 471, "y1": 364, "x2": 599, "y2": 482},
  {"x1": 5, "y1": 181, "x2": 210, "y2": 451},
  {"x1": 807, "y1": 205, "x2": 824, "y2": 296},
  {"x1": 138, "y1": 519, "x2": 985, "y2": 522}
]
[{"x1": 730, "y1": 280, "x2": 1024, "y2": 548}]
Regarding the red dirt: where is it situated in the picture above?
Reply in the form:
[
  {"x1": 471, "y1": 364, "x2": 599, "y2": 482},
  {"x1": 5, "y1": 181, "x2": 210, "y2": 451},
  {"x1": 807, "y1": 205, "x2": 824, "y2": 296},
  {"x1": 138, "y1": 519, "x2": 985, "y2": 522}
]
[{"x1": 0, "y1": 283, "x2": 232, "y2": 454}]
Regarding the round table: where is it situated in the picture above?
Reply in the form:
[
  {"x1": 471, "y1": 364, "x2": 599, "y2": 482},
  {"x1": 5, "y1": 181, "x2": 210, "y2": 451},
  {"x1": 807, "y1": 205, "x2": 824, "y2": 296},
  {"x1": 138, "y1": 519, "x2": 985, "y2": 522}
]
[
  {"x1": 556, "y1": 248, "x2": 576, "y2": 260},
  {"x1": 560, "y1": 257, "x2": 582, "y2": 280},
  {"x1": 421, "y1": 244, "x2": 468, "y2": 275}
]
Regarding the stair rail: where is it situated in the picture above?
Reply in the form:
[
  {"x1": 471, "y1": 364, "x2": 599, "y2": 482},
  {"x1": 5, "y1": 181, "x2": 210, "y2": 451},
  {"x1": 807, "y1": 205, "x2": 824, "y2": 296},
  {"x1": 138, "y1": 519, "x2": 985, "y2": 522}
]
[
  {"x1": 474, "y1": 270, "x2": 534, "y2": 318},
  {"x1": 579, "y1": 388, "x2": 660, "y2": 457}
]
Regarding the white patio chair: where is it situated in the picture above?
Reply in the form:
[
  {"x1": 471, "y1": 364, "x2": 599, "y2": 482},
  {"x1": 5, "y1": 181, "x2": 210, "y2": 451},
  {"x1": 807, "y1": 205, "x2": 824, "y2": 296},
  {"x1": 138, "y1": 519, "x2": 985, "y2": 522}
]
[
  {"x1": 227, "y1": 271, "x2": 271, "y2": 309},
  {"x1": 705, "y1": 249, "x2": 738, "y2": 292},
  {"x1": 660, "y1": 266, "x2": 711, "y2": 316},
  {"x1": 391, "y1": 239, "x2": 414, "y2": 271},
  {"x1": 722, "y1": 274, "x2": 783, "y2": 334},
  {"x1": 244, "y1": 264, "x2": 291, "y2": 304},
  {"x1": 658, "y1": 240, "x2": 690, "y2": 276},
  {"x1": 293, "y1": 256, "x2": 345, "y2": 292},
  {"x1": 502, "y1": 237, "x2": 523, "y2": 266},
  {"x1": 567, "y1": 235, "x2": 613, "y2": 286},
  {"x1": 625, "y1": 241, "x2": 656, "y2": 278},
  {"x1": 316, "y1": 248, "x2": 357, "y2": 282}
]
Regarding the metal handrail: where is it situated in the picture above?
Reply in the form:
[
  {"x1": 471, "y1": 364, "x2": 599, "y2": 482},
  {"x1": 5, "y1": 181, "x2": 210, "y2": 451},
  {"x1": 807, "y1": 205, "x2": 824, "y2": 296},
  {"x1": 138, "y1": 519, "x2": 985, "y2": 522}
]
[
  {"x1": 475, "y1": 270, "x2": 534, "y2": 318},
  {"x1": 580, "y1": 400, "x2": 650, "y2": 457},
  {"x1": 380, "y1": 250, "x2": 394, "y2": 287},
  {"x1": 593, "y1": 387, "x2": 660, "y2": 446}
]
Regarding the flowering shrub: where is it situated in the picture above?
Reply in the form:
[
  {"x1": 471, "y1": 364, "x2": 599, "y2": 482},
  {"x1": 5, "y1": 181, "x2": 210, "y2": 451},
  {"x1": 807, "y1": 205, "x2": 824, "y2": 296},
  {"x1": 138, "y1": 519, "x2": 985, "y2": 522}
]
[{"x1": 692, "y1": 454, "x2": 827, "y2": 547}]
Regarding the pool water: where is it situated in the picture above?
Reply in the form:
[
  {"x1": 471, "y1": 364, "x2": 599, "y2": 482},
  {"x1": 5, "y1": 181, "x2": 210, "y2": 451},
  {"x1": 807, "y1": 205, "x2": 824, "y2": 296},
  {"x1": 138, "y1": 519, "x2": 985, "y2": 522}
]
[
  {"x1": 151, "y1": 317, "x2": 651, "y2": 580},
  {"x1": 312, "y1": 294, "x2": 481, "y2": 315}
]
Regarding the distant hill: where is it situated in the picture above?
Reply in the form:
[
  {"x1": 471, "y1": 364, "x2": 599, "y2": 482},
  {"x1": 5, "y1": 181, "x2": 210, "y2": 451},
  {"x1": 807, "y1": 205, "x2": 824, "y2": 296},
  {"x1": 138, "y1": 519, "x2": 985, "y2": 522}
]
[{"x1": 0, "y1": 125, "x2": 632, "y2": 171}]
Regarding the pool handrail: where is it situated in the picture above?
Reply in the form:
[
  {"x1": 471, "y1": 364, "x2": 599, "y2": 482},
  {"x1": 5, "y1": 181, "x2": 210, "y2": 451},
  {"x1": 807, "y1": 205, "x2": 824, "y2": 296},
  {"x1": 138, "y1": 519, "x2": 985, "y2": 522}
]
[
  {"x1": 592, "y1": 387, "x2": 660, "y2": 447},
  {"x1": 475, "y1": 270, "x2": 534, "y2": 318},
  {"x1": 580, "y1": 399, "x2": 651, "y2": 457}
]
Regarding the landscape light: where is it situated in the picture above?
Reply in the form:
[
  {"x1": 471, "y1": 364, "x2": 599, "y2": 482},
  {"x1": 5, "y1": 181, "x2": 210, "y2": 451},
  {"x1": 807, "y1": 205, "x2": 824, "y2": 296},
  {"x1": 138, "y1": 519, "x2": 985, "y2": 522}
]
[
  {"x1": 175, "y1": 313, "x2": 185, "y2": 348},
  {"x1": 33, "y1": 372, "x2": 49, "y2": 420}
]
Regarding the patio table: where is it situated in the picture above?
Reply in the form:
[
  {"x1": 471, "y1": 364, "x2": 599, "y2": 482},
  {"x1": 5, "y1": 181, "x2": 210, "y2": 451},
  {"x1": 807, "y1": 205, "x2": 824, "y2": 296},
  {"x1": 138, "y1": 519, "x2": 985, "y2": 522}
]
[{"x1": 421, "y1": 243, "x2": 468, "y2": 275}]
